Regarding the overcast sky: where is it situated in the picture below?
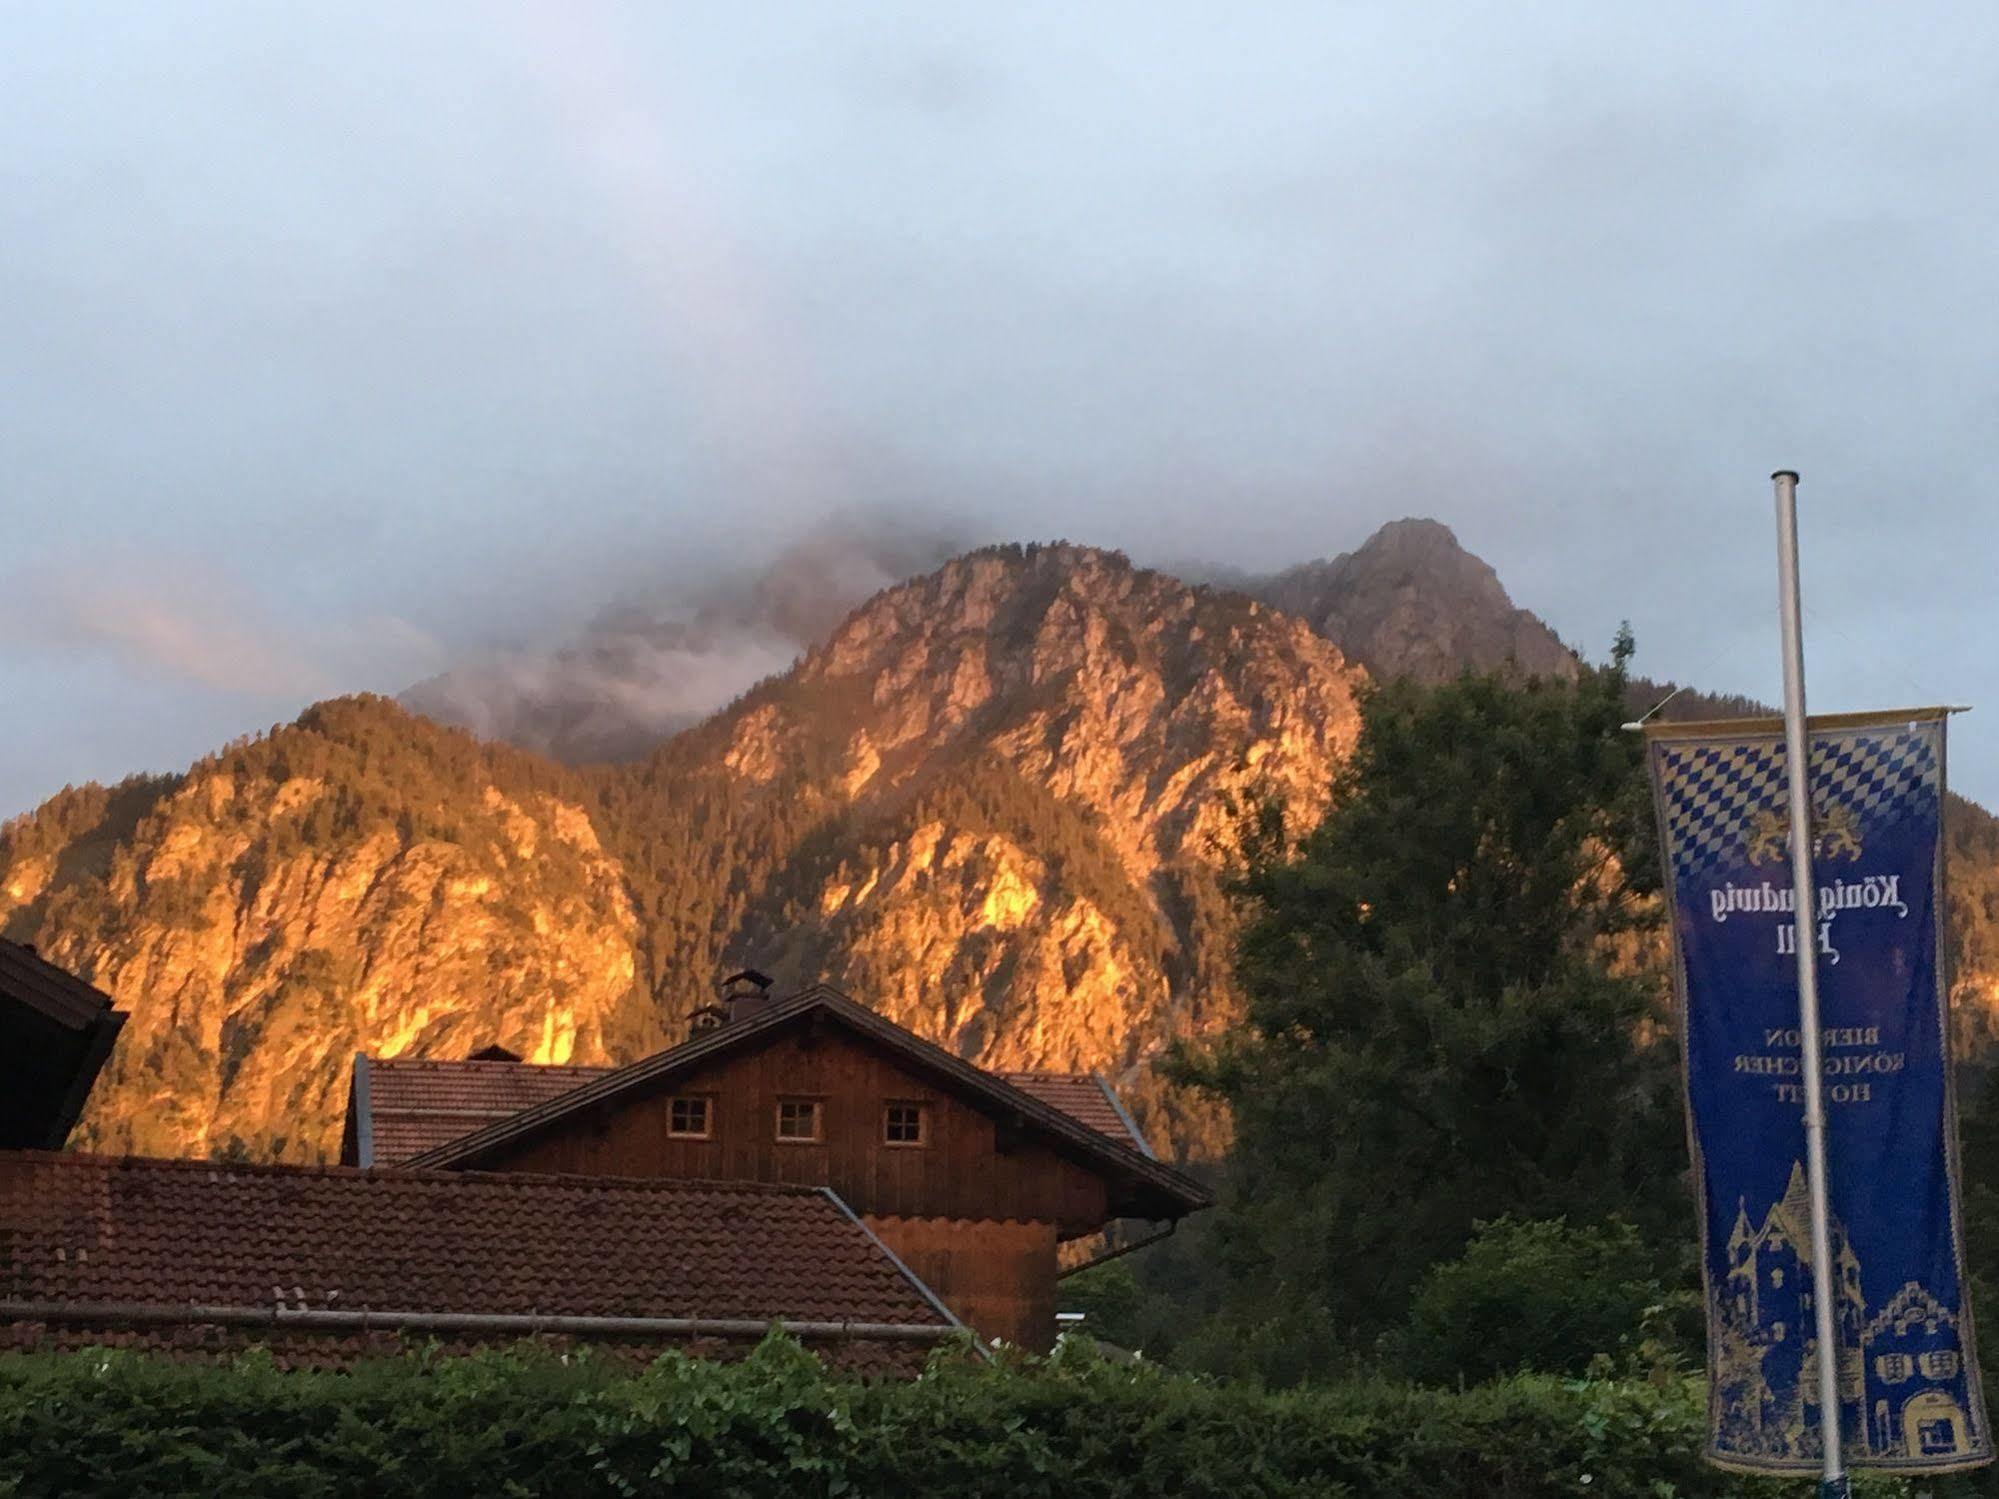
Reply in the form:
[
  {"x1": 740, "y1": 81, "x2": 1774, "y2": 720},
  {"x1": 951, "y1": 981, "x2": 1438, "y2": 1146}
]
[{"x1": 5, "y1": 2, "x2": 1998, "y2": 817}]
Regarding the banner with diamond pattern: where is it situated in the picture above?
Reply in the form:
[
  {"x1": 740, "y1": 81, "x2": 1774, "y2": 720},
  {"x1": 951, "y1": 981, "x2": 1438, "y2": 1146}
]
[{"x1": 1648, "y1": 708, "x2": 1988, "y2": 1475}]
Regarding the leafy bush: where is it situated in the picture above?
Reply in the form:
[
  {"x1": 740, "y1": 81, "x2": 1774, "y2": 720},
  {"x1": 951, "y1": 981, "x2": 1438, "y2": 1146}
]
[
  {"x1": 0, "y1": 1335, "x2": 1948, "y2": 1499},
  {"x1": 1394, "y1": 1216, "x2": 1682, "y2": 1385}
]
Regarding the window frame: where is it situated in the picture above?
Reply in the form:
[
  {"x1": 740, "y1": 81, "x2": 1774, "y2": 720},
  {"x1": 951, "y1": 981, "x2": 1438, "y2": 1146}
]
[
  {"x1": 667, "y1": 1094, "x2": 714, "y2": 1141},
  {"x1": 882, "y1": 1100, "x2": 930, "y2": 1148},
  {"x1": 775, "y1": 1097, "x2": 825, "y2": 1144}
]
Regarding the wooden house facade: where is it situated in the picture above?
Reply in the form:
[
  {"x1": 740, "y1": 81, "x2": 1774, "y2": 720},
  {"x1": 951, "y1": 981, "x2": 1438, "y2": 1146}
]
[{"x1": 352, "y1": 982, "x2": 1210, "y2": 1350}]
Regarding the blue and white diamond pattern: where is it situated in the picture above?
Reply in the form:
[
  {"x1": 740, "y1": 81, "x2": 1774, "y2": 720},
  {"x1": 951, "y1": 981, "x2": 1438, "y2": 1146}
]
[{"x1": 1652, "y1": 723, "x2": 1940, "y2": 880}]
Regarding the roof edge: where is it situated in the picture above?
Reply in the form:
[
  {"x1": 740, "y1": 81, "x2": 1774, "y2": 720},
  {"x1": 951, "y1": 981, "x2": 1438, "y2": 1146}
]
[
  {"x1": 1090, "y1": 1071, "x2": 1156, "y2": 1160},
  {"x1": 0, "y1": 1299, "x2": 956, "y2": 1340},
  {"x1": 0, "y1": 1148, "x2": 876, "y2": 1199},
  {"x1": 39, "y1": 1007, "x2": 125, "y2": 1151},
  {"x1": 817, "y1": 1187, "x2": 983, "y2": 1354}
]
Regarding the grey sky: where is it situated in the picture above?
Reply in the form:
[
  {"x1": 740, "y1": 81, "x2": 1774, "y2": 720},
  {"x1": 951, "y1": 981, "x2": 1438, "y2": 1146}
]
[{"x1": 5, "y1": 2, "x2": 1998, "y2": 816}]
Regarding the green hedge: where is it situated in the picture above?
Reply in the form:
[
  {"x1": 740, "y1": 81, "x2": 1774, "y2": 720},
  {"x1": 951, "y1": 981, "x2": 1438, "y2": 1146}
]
[{"x1": 0, "y1": 1335, "x2": 1964, "y2": 1498}]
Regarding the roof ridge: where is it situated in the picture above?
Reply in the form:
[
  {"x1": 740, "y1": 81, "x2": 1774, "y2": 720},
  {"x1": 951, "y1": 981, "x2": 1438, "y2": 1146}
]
[
  {"x1": 0, "y1": 1150, "x2": 836, "y2": 1198},
  {"x1": 368, "y1": 1056, "x2": 622, "y2": 1071}
]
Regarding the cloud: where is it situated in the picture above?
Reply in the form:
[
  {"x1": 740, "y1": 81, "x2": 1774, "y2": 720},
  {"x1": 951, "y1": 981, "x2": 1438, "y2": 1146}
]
[
  {"x1": 401, "y1": 512, "x2": 969, "y2": 763},
  {"x1": 0, "y1": 553, "x2": 441, "y2": 701}
]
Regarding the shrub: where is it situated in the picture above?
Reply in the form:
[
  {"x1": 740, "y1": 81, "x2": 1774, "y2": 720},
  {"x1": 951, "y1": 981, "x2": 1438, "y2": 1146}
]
[
  {"x1": 1394, "y1": 1216, "x2": 1673, "y2": 1385},
  {"x1": 0, "y1": 1335, "x2": 1943, "y2": 1498}
]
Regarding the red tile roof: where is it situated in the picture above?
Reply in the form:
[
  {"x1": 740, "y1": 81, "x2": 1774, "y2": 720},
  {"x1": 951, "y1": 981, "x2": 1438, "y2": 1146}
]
[
  {"x1": 353, "y1": 1056, "x2": 619, "y2": 1166},
  {"x1": 1001, "y1": 1072, "x2": 1153, "y2": 1157},
  {"x1": 0, "y1": 1153, "x2": 960, "y2": 1371}
]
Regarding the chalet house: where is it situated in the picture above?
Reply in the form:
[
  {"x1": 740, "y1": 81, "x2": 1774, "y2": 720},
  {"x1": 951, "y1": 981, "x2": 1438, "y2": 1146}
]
[
  {"x1": 0, "y1": 1153, "x2": 962, "y2": 1373},
  {"x1": 0, "y1": 938, "x2": 125, "y2": 1151},
  {"x1": 343, "y1": 976, "x2": 1212, "y2": 1349},
  {"x1": 0, "y1": 950, "x2": 962, "y2": 1373}
]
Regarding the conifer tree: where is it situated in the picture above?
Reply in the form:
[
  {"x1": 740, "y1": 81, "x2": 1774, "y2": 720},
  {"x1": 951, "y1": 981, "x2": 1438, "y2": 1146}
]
[{"x1": 1174, "y1": 634, "x2": 1683, "y2": 1375}]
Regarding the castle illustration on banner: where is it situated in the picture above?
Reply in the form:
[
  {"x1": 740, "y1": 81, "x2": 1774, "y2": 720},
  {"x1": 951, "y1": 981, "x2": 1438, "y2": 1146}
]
[{"x1": 1713, "y1": 1160, "x2": 1981, "y2": 1463}]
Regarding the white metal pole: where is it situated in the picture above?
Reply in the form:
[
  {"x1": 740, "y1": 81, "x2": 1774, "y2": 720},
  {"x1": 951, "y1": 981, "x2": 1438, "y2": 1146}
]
[{"x1": 1773, "y1": 469, "x2": 1848, "y2": 1498}]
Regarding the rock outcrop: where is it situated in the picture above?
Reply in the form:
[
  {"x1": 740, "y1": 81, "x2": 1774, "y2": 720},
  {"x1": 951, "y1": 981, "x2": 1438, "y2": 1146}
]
[{"x1": 1254, "y1": 518, "x2": 1576, "y2": 683}]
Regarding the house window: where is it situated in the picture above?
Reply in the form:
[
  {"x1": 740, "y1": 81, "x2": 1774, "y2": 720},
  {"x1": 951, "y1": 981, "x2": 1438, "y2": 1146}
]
[
  {"x1": 884, "y1": 1101, "x2": 928, "y2": 1146},
  {"x1": 1920, "y1": 1351, "x2": 1961, "y2": 1380},
  {"x1": 669, "y1": 1096, "x2": 712, "y2": 1139},
  {"x1": 1920, "y1": 1419, "x2": 1960, "y2": 1456},
  {"x1": 776, "y1": 1099, "x2": 823, "y2": 1143},
  {"x1": 1877, "y1": 1354, "x2": 1913, "y2": 1384}
]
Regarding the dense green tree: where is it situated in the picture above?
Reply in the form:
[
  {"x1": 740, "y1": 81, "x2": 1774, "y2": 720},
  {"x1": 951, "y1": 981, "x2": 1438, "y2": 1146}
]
[{"x1": 1171, "y1": 636, "x2": 1684, "y2": 1379}]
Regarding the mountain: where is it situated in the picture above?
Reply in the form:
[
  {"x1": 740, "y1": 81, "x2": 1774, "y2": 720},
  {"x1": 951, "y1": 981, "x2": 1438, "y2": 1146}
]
[
  {"x1": 0, "y1": 706, "x2": 663, "y2": 1160},
  {"x1": 8, "y1": 522, "x2": 1997, "y2": 1166},
  {"x1": 1, "y1": 544, "x2": 1361, "y2": 1162},
  {"x1": 1252, "y1": 518, "x2": 1576, "y2": 682}
]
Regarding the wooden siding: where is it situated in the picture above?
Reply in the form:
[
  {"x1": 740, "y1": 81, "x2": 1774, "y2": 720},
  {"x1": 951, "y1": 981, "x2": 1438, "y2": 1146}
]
[
  {"x1": 481, "y1": 1028, "x2": 1114, "y2": 1237},
  {"x1": 867, "y1": 1216, "x2": 1057, "y2": 1352}
]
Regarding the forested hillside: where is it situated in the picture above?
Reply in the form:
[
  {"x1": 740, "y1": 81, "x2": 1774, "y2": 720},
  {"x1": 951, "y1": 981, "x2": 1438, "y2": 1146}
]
[
  {"x1": 2, "y1": 544, "x2": 1361, "y2": 1160},
  {"x1": 6, "y1": 527, "x2": 1997, "y2": 1166}
]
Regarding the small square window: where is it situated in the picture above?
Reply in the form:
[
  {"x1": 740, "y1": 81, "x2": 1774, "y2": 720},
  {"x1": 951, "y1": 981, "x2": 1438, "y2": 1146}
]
[
  {"x1": 776, "y1": 1099, "x2": 823, "y2": 1142},
  {"x1": 668, "y1": 1096, "x2": 711, "y2": 1139},
  {"x1": 884, "y1": 1101, "x2": 928, "y2": 1146}
]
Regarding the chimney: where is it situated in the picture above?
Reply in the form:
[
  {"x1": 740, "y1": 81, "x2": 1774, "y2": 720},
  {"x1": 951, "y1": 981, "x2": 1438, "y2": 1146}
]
[
  {"x1": 720, "y1": 967, "x2": 775, "y2": 1023},
  {"x1": 686, "y1": 968, "x2": 777, "y2": 1039}
]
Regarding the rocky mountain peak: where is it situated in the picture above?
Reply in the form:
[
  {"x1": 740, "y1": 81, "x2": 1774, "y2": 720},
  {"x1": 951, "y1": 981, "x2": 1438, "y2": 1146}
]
[{"x1": 1254, "y1": 518, "x2": 1577, "y2": 684}]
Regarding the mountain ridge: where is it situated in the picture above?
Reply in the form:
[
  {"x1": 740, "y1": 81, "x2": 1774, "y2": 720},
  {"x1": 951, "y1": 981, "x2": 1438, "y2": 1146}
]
[
  {"x1": 7, "y1": 523, "x2": 1996, "y2": 1163},
  {"x1": 3, "y1": 541, "x2": 1365, "y2": 1160}
]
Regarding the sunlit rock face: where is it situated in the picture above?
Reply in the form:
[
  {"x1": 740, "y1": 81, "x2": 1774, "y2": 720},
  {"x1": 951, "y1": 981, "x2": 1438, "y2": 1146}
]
[
  {"x1": 0, "y1": 705, "x2": 652, "y2": 1162},
  {"x1": 12, "y1": 529, "x2": 1995, "y2": 1166}
]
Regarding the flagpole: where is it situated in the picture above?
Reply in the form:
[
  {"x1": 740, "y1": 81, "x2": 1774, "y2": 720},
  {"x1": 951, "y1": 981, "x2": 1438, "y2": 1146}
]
[{"x1": 1773, "y1": 469, "x2": 1849, "y2": 1499}]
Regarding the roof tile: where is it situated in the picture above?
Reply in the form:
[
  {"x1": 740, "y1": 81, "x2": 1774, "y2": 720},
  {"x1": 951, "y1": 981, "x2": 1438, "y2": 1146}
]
[
  {"x1": 1001, "y1": 1072, "x2": 1151, "y2": 1155},
  {"x1": 362, "y1": 1058, "x2": 619, "y2": 1165},
  {"x1": 0, "y1": 1152, "x2": 955, "y2": 1371}
]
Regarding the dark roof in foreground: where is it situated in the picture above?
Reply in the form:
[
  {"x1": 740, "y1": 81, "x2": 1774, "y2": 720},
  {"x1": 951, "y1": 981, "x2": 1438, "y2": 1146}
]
[
  {"x1": 0, "y1": 939, "x2": 126, "y2": 1151},
  {"x1": 0, "y1": 1152, "x2": 962, "y2": 1372},
  {"x1": 349, "y1": 1055, "x2": 620, "y2": 1166},
  {"x1": 0, "y1": 938, "x2": 122, "y2": 1030}
]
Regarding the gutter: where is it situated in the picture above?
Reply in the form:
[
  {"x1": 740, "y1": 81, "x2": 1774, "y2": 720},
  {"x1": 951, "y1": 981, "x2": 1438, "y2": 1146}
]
[
  {"x1": 1056, "y1": 1220, "x2": 1177, "y2": 1280},
  {"x1": 0, "y1": 1300, "x2": 958, "y2": 1343}
]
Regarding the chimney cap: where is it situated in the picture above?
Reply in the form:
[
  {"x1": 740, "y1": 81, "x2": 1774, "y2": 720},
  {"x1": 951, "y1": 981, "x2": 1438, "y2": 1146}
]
[
  {"x1": 468, "y1": 1044, "x2": 522, "y2": 1063},
  {"x1": 719, "y1": 967, "x2": 774, "y2": 995}
]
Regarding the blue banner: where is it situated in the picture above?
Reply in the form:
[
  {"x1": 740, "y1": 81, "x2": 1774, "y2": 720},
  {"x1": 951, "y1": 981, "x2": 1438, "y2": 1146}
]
[{"x1": 1649, "y1": 710, "x2": 1989, "y2": 1475}]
